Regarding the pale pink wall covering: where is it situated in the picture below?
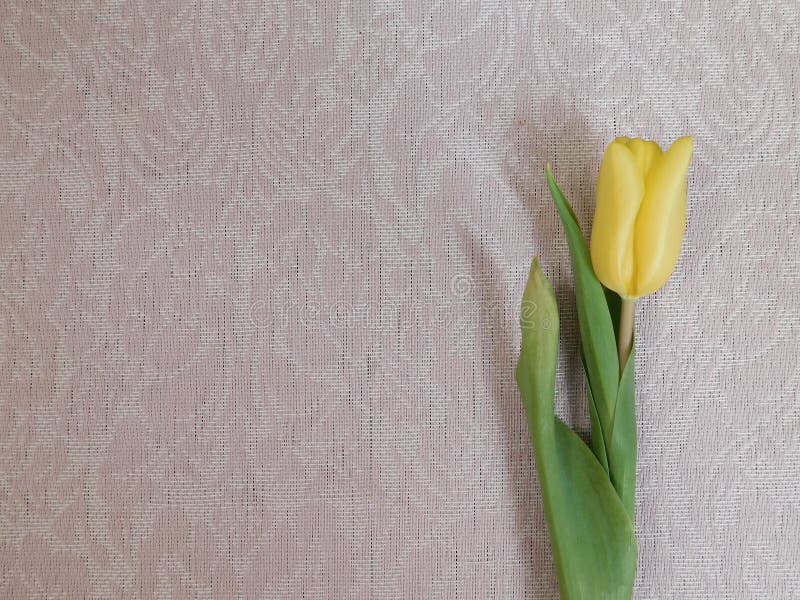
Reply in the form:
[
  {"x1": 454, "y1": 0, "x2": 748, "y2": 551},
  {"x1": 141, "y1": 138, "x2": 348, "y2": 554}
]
[{"x1": 0, "y1": 1, "x2": 798, "y2": 598}]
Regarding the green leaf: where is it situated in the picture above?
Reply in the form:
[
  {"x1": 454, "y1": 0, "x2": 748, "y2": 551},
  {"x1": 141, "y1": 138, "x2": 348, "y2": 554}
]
[
  {"x1": 545, "y1": 167, "x2": 637, "y2": 516},
  {"x1": 581, "y1": 349, "x2": 609, "y2": 474},
  {"x1": 516, "y1": 259, "x2": 636, "y2": 600},
  {"x1": 604, "y1": 287, "x2": 622, "y2": 339},
  {"x1": 609, "y1": 344, "x2": 637, "y2": 521},
  {"x1": 545, "y1": 166, "x2": 619, "y2": 434}
]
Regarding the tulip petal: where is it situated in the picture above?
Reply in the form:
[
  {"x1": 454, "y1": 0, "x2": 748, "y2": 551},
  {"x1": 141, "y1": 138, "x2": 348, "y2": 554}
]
[
  {"x1": 623, "y1": 138, "x2": 662, "y2": 180},
  {"x1": 591, "y1": 140, "x2": 645, "y2": 297},
  {"x1": 633, "y1": 136, "x2": 693, "y2": 296}
]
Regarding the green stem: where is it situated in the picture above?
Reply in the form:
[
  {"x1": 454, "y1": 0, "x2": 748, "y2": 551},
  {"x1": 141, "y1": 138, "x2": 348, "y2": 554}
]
[{"x1": 618, "y1": 298, "x2": 635, "y2": 375}]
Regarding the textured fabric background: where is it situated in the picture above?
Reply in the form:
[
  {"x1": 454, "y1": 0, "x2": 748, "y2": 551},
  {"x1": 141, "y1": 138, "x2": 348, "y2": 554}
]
[{"x1": 0, "y1": 1, "x2": 798, "y2": 598}]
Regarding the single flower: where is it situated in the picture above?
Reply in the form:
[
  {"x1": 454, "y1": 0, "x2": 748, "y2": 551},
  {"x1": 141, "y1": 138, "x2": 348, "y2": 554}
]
[{"x1": 590, "y1": 136, "x2": 693, "y2": 298}]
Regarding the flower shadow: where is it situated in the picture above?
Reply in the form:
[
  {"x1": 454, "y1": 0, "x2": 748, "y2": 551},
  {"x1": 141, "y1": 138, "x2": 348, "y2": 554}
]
[{"x1": 482, "y1": 98, "x2": 603, "y2": 596}]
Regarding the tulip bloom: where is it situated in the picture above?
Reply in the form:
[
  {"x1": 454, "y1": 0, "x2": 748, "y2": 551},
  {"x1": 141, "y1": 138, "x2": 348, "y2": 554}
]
[{"x1": 590, "y1": 136, "x2": 693, "y2": 299}]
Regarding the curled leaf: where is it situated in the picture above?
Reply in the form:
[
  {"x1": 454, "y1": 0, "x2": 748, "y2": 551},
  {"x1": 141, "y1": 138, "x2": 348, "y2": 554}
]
[{"x1": 517, "y1": 258, "x2": 636, "y2": 599}]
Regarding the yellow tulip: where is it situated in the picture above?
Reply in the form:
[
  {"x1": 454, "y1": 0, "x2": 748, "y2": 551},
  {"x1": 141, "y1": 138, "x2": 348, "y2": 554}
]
[{"x1": 590, "y1": 136, "x2": 693, "y2": 299}]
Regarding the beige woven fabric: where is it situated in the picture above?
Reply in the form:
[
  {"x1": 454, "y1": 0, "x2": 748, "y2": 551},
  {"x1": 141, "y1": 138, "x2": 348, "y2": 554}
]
[{"x1": 1, "y1": 1, "x2": 798, "y2": 598}]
